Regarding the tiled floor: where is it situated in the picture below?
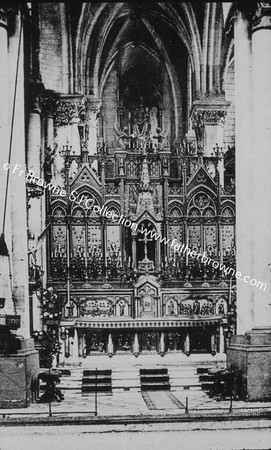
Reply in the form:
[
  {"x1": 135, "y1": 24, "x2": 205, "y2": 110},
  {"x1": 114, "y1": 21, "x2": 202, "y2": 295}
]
[
  {"x1": 1, "y1": 389, "x2": 271, "y2": 418},
  {"x1": 1, "y1": 354, "x2": 271, "y2": 418}
]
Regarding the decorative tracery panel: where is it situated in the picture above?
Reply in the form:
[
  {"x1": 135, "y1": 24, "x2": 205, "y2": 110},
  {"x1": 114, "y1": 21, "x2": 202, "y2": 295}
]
[
  {"x1": 52, "y1": 225, "x2": 67, "y2": 257},
  {"x1": 168, "y1": 224, "x2": 183, "y2": 242},
  {"x1": 204, "y1": 225, "x2": 217, "y2": 257},
  {"x1": 222, "y1": 225, "x2": 235, "y2": 257},
  {"x1": 188, "y1": 225, "x2": 201, "y2": 253},
  {"x1": 188, "y1": 192, "x2": 216, "y2": 217},
  {"x1": 87, "y1": 225, "x2": 102, "y2": 255},
  {"x1": 71, "y1": 225, "x2": 86, "y2": 257},
  {"x1": 107, "y1": 225, "x2": 120, "y2": 253}
]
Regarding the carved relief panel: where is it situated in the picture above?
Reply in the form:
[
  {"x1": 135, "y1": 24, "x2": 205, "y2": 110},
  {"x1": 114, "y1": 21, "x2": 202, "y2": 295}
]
[{"x1": 82, "y1": 297, "x2": 114, "y2": 317}]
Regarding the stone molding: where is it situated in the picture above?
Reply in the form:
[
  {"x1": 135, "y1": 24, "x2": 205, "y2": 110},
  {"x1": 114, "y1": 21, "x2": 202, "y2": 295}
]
[{"x1": 75, "y1": 316, "x2": 221, "y2": 329}]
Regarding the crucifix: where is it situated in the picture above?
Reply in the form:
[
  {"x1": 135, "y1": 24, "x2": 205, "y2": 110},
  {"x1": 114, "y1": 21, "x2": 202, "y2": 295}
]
[{"x1": 138, "y1": 233, "x2": 153, "y2": 260}]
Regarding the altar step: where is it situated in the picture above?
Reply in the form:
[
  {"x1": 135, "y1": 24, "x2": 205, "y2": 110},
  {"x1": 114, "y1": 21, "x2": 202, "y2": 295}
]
[
  {"x1": 81, "y1": 369, "x2": 112, "y2": 393},
  {"x1": 51, "y1": 357, "x2": 226, "y2": 393},
  {"x1": 140, "y1": 368, "x2": 170, "y2": 391},
  {"x1": 197, "y1": 367, "x2": 217, "y2": 391}
]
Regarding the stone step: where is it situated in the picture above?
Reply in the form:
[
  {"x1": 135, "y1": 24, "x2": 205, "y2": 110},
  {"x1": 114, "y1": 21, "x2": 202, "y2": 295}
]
[
  {"x1": 82, "y1": 377, "x2": 112, "y2": 384},
  {"x1": 82, "y1": 384, "x2": 112, "y2": 393},
  {"x1": 83, "y1": 369, "x2": 112, "y2": 376},
  {"x1": 140, "y1": 368, "x2": 168, "y2": 375},
  {"x1": 141, "y1": 383, "x2": 171, "y2": 391}
]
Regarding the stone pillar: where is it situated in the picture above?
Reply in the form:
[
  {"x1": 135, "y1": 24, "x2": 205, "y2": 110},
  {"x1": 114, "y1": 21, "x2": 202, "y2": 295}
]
[
  {"x1": 82, "y1": 332, "x2": 87, "y2": 357},
  {"x1": 70, "y1": 116, "x2": 80, "y2": 154},
  {"x1": 185, "y1": 331, "x2": 190, "y2": 356},
  {"x1": 219, "y1": 324, "x2": 225, "y2": 354},
  {"x1": 27, "y1": 94, "x2": 42, "y2": 176},
  {"x1": 73, "y1": 328, "x2": 79, "y2": 361},
  {"x1": 108, "y1": 333, "x2": 114, "y2": 356},
  {"x1": 211, "y1": 332, "x2": 216, "y2": 355},
  {"x1": 9, "y1": 10, "x2": 30, "y2": 337},
  {"x1": 0, "y1": 8, "x2": 11, "y2": 304},
  {"x1": 133, "y1": 332, "x2": 139, "y2": 355},
  {"x1": 234, "y1": 11, "x2": 254, "y2": 334},
  {"x1": 160, "y1": 332, "x2": 165, "y2": 355},
  {"x1": 251, "y1": 5, "x2": 271, "y2": 329},
  {"x1": 227, "y1": 5, "x2": 271, "y2": 401},
  {"x1": 78, "y1": 330, "x2": 83, "y2": 357},
  {"x1": 27, "y1": 92, "x2": 43, "y2": 272},
  {"x1": 131, "y1": 234, "x2": 137, "y2": 269},
  {"x1": 59, "y1": 337, "x2": 65, "y2": 365},
  {"x1": 85, "y1": 96, "x2": 101, "y2": 156}
]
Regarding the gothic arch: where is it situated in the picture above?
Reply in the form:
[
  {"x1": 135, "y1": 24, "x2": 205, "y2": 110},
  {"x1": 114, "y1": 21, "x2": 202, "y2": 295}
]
[
  {"x1": 104, "y1": 201, "x2": 121, "y2": 217},
  {"x1": 51, "y1": 204, "x2": 66, "y2": 217},
  {"x1": 168, "y1": 201, "x2": 183, "y2": 217}
]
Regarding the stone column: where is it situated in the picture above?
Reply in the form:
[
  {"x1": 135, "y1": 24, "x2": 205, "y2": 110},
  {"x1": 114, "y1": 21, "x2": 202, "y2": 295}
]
[
  {"x1": 108, "y1": 333, "x2": 114, "y2": 355},
  {"x1": 251, "y1": 4, "x2": 271, "y2": 329},
  {"x1": 73, "y1": 328, "x2": 79, "y2": 361},
  {"x1": 9, "y1": 10, "x2": 30, "y2": 337},
  {"x1": 70, "y1": 116, "x2": 80, "y2": 153},
  {"x1": 185, "y1": 331, "x2": 190, "y2": 356},
  {"x1": 85, "y1": 96, "x2": 101, "y2": 156},
  {"x1": 133, "y1": 332, "x2": 139, "y2": 355},
  {"x1": 82, "y1": 332, "x2": 87, "y2": 357},
  {"x1": 27, "y1": 92, "x2": 42, "y2": 270},
  {"x1": 211, "y1": 332, "x2": 216, "y2": 355},
  {"x1": 131, "y1": 234, "x2": 137, "y2": 269},
  {"x1": 219, "y1": 324, "x2": 225, "y2": 354},
  {"x1": 227, "y1": 5, "x2": 271, "y2": 401},
  {"x1": 0, "y1": 8, "x2": 11, "y2": 304},
  {"x1": 58, "y1": 337, "x2": 65, "y2": 365},
  {"x1": 160, "y1": 332, "x2": 165, "y2": 355},
  {"x1": 234, "y1": 10, "x2": 254, "y2": 334},
  {"x1": 27, "y1": 93, "x2": 42, "y2": 176}
]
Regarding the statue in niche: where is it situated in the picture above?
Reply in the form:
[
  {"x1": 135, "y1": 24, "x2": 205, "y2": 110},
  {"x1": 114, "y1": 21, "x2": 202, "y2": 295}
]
[
  {"x1": 43, "y1": 146, "x2": 56, "y2": 181},
  {"x1": 152, "y1": 127, "x2": 169, "y2": 150},
  {"x1": 192, "y1": 111, "x2": 205, "y2": 151},
  {"x1": 149, "y1": 107, "x2": 158, "y2": 141},
  {"x1": 218, "y1": 302, "x2": 225, "y2": 315},
  {"x1": 119, "y1": 302, "x2": 125, "y2": 316},
  {"x1": 193, "y1": 299, "x2": 201, "y2": 315},
  {"x1": 132, "y1": 119, "x2": 151, "y2": 146},
  {"x1": 129, "y1": 185, "x2": 138, "y2": 214},
  {"x1": 168, "y1": 300, "x2": 176, "y2": 315},
  {"x1": 78, "y1": 110, "x2": 89, "y2": 144},
  {"x1": 114, "y1": 120, "x2": 130, "y2": 149}
]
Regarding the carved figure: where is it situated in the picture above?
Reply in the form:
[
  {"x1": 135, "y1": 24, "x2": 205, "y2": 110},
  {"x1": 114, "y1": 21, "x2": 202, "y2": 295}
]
[
  {"x1": 153, "y1": 127, "x2": 169, "y2": 150},
  {"x1": 114, "y1": 120, "x2": 130, "y2": 149},
  {"x1": 43, "y1": 146, "x2": 56, "y2": 180}
]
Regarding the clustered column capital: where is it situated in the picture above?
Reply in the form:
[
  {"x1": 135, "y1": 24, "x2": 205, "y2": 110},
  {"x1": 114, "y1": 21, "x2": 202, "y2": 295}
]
[
  {"x1": 237, "y1": 2, "x2": 271, "y2": 31},
  {"x1": 0, "y1": 7, "x2": 18, "y2": 29},
  {"x1": 39, "y1": 90, "x2": 59, "y2": 119},
  {"x1": 252, "y1": 3, "x2": 271, "y2": 31}
]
